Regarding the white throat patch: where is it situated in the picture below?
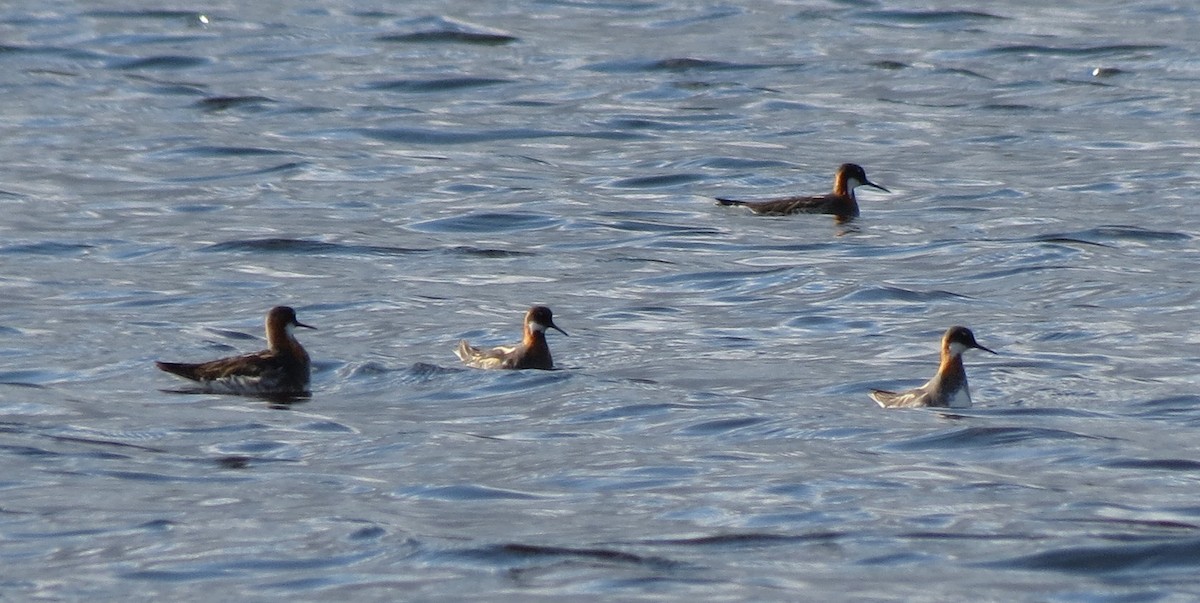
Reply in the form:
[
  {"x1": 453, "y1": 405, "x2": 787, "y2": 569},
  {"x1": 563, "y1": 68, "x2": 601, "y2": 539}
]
[{"x1": 947, "y1": 385, "x2": 973, "y2": 408}]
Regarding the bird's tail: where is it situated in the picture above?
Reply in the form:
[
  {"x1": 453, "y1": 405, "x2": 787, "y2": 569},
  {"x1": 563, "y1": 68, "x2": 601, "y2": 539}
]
[
  {"x1": 715, "y1": 198, "x2": 747, "y2": 207},
  {"x1": 155, "y1": 361, "x2": 199, "y2": 380},
  {"x1": 454, "y1": 340, "x2": 477, "y2": 363}
]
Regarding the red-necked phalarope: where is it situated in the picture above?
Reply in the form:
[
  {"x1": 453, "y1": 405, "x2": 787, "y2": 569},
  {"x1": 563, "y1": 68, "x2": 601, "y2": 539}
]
[
  {"x1": 870, "y1": 326, "x2": 996, "y2": 409},
  {"x1": 455, "y1": 305, "x2": 567, "y2": 370},
  {"x1": 156, "y1": 306, "x2": 315, "y2": 395},
  {"x1": 716, "y1": 163, "x2": 889, "y2": 219}
]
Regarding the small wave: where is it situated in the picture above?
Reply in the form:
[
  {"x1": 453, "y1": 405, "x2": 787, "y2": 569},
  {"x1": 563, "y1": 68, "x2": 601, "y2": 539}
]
[
  {"x1": 0, "y1": 44, "x2": 108, "y2": 63},
  {"x1": 124, "y1": 74, "x2": 207, "y2": 97},
  {"x1": 647, "y1": 531, "x2": 842, "y2": 547},
  {"x1": 293, "y1": 420, "x2": 356, "y2": 434},
  {"x1": 339, "y1": 361, "x2": 397, "y2": 379},
  {"x1": 163, "y1": 161, "x2": 309, "y2": 183},
  {"x1": 447, "y1": 246, "x2": 534, "y2": 258},
  {"x1": 499, "y1": 543, "x2": 650, "y2": 564},
  {"x1": 676, "y1": 416, "x2": 771, "y2": 436},
  {"x1": 435, "y1": 542, "x2": 681, "y2": 576},
  {"x1": 471, "y1": 369, "x2": 573, "y2": 395},
  {"x1": 936, "y1": 66, "x2": 992, "y2": 79},
  {"x1": 399, "y1": 484, "x2": 547, "y2": 501},
  {"x1": 0, "y1": 242, "x2": 93, "y2": 256},
  {"x1": 984, "y1": 537, "x2": 1200, "y2": 575},
  {"x1": 47, "y1": 432, "x2": 167, "y2": 454},
  {"x1": 886, "y1": 426, "x2": 1096, "y2": 451},
  {"x1": 82, "y1": 9, "x2": 203, "y2": 20},
  {"x1": 355, "y1": 126, "x2": 644, "y2": 145},
  {"x1": 397, "y1": 362, "x2": 466, "y2": 383},
  {"x1": 1016, "y1": 235, "x2": 1114, "y2": 248},
  {"x1": 159, "y1": 145, "x2": 295, "y2": 158},
  {"x1": 376, "y1": 31, "x2": 518, "y2": 45},
  {"x1": 1132, "y1": 395, "x2": 1200, "y2": 417},
  {"x1": 407, "y1": 212, "x2": 560, "y2": 234},
  {"x1": 1008, "y1": 226, "x2": 1190, "y2": 249},
  {"x1": 841, "y1": 286, "x2": 973, "y2": 304},
  {"x1": 572, "y1": 402, "x2": 688, "y2": 422},
  {"x1": 212, "y1": 439, "x2": 292, "y2": 455},
  {"x1": 96, "y1": 468, "x2": 250, "y2": 484},
  {"x1": 860, "y1": 10, "x2": 1008, "y2": 24},
  {"x1": 971, "y1": 264, "x2": 1080, "y2": 281},
  {"x1": 591, "y1": 211, "x2": 721, "y2": 234},
  {"x1": 200, "y1": 238, "x2": 420, "y2": 256},
  {"x1": 0, "y1": 381, "x2": 46, "y2": 390},
  {"x1": 636, "y1": 267, "x2": 790, "y2": 291},
  {"x1": 0, "y1": 369, "x2": 76, "y2": 386},
  {"x1": 374, "y1": 16, "x2": 518, "y2": 45},
  {"x1": 111, "y1": 55, "x2": 209, "y2": 70},
  {"x1": 984, "y1": 407, "x2": 1111, "y2": 419},
  {"x1": 194, "y1": 96, "x2": 275, "y2": 111},
  {"x1": 979, "y1": 103, "x2": 1044, "y2": 112},
  {"x1": 215, "y1": 456, "x2": 250, "y2": 469},
  {"x1": 688, "y1": 156, "x2": 793, "y2": 170},
  {"x1": 0, "y1": 443, "x2": 61, "y2": 459},
  {"x1": 1082, "y1": 226, "x2": 1191, "y2": 243},
  {"x1": 1103, "y1": 458, "x2": 1200, "y2": 471},
  {"x1": 584, "y1": 57, "x2": 794, "y2": 73},
  {"x1": 364, "y1": 77, "x2": 512, "y2": 93},
  {"x1": 605, "y1": 173, "x2": 707, "y2": 189},
  {"x1": 602, "y1": 117, "x2": 692, "y2": 131},
  {"x1": 981, "y1": 44, "x2": 1167, "y2": 57}
]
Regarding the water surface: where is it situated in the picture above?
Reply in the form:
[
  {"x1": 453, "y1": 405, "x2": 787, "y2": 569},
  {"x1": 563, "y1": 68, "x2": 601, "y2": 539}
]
[{"x1": 2, "y1": 0, "x2": 1199, "y2": 600}]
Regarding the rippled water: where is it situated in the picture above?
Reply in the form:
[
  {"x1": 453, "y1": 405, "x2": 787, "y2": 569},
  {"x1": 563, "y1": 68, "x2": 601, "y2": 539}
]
[{"x1": 3, "y1": 0, "x2": 1200, "y2": 600}]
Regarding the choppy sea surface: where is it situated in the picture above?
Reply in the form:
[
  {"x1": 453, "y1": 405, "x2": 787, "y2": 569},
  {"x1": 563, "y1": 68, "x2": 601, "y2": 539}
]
[{"x1": 2, "y1": 0, "x2": 1199, "y2": 600}]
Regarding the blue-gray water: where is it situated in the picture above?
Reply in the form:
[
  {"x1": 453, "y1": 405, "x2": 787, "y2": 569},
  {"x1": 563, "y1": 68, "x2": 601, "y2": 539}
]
[{"x1": 2, "y1": 1, "x2": 1199, "y2": 600}]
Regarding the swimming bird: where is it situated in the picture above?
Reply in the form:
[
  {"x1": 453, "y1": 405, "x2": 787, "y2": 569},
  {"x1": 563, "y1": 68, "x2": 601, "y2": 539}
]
[
  {"x1": 716, "y1": 163, "x2": 889, "y2": 219},
  {"x1": 155, "y1": 306, "x2": 315, "y2": 395},
  {"x1": 869, "y1": 326, "x2": 996, "y2": 409},
  {"x1": 455, "y1": 305, "x2": 567, "y2": 370}
]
